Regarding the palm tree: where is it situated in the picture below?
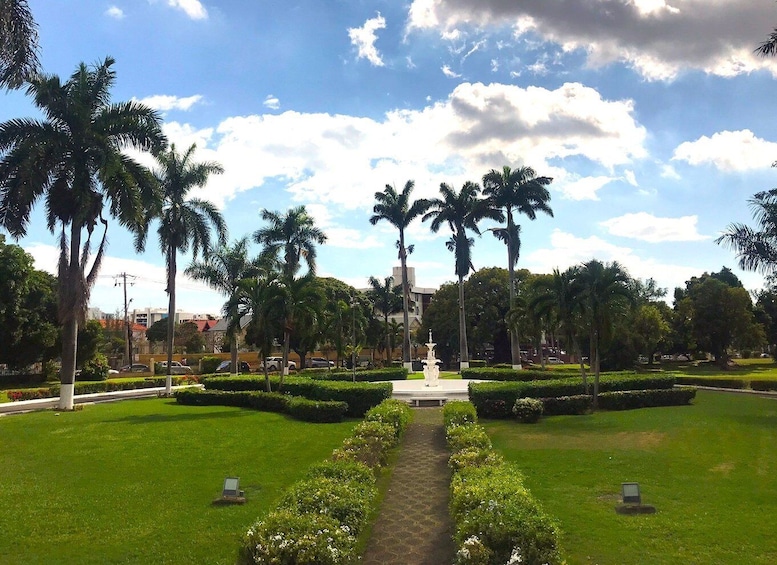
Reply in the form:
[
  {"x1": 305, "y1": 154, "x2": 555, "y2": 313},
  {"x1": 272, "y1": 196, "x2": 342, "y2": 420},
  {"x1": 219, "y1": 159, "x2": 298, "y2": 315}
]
[
  {"x1": 227, "y1": 273, "x2": 283, "y2": 392},
  {"x1": 254, "y1": 206, "x2": 327, "y2": 279},
  {"x1": 254, "y1": 206, "x2": 327, "y2": 375},
  {"x1": 186, "y1": 237, "x2": 264, "y2": 375},
  {"x1": 423, "y1": 181, "x2": 503, "y2": 369},
  {"x1": 370, "y1": 181, "x2": 429, "y2": 369},
  {"x1": 482, "y1": 165, "x2": 553, "y2": 369},
  {"x1": 717, "y1": 188, "x2": 777, "y2": 275},
  {"x1": 367, "y1": 275, "x2": 403, "y2": 363},
  {"x1": 144, "y1": 143, "x2": 226, "y2": 394},
  {"x1": 0, "y1": 0, "x2": 39, "y2": 89},
  {"x1": 575, "y1": 259, "x2": 633, "y2": 408},
  {"x1": 0, "y1": 57, "x2": 165, "y2": 409},
  {"x1": 277, "y1": 273, "x2": 321, "y2": 388}
]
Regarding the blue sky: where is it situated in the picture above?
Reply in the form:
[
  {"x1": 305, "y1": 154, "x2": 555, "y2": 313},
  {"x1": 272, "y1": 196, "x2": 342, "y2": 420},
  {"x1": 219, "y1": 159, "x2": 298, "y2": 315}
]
[{"x1": 4, "y1": 0, "x2": 777, "y2": 315}]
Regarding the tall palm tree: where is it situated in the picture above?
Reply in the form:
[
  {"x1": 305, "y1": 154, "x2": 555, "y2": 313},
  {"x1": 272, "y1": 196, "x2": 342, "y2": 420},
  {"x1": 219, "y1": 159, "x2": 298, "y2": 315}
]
[
  {"x1": 254, "y1": 205, "x2": 327, "y2": 279},
  {"x1": 370, "y1": 181, "x2": 429, "y2": 369},
  {"x1": 277, "y1": 273, "x2": 321, "y2": 388},
  {"x1": 716, "y1": 188, "x2": 777, "y2": 275},
  {"x1": 0, "y1": 57, "x2": 165, "y2": 409},
  {"x1": 144, "y1": 143, "x2": 226, "y2": 394},
  {"x1": 254, "y1": 206, "x2": 326, "y2": 375},
  {"x1": 186, "y1": 237, "x2": 263, "y2": 375},
  {"x1": 227, "y1": 272, "x2": 283, "y2": 392},
  {"x1": 482, "y1": 165, "x2": 553, "y2": 369},
  {"x1": 423, "y1": 181, "x2": 503, "y2": 369},
  {"x1": 0, "y1": 0, "x2": 39, "y2": 89},
  {"x1": 367, "y1": 275, "x2": 403, "y2": 363},
  {"x1": 575, "y1": 259, "x2": 633, "y2": 408}
]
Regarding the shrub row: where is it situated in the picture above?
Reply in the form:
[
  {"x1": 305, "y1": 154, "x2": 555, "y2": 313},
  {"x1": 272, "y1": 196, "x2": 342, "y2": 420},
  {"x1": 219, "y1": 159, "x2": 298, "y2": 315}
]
[
  {"x1": 674, "y1": 376, "x2": 747, "y2": 389},
  {"x1": 442, "y1": 402, "x2": 564, "y2": 565},
  {"x1": 7, "y1": 376, "x2": 200, "y2": 401},
  {"x1": 597, "y1": 388, "x2": 696, "y2": 410},
  {"x1": 238, "y1": 399, "x2": 411, "y2": 565},
  {"x1": 468, "y1": 373, "x2": 676, "y2": 417},
  {"x1": 750, "y1": 380, "x2": 777, "y2": 392},
  {"x1": 306, "y1": 367, "x2": 408, "y2": 382},
  {"x1": 462, "y1": 367, "x2": 635, "y2": 382},
  {"x1": 202, "y1": 375, "x2": 392, "y2": 417}
]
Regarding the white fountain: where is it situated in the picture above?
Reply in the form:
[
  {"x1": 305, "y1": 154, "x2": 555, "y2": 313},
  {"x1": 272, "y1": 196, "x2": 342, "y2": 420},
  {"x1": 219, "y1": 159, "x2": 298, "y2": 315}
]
[{"x1": 422, "y1": 329, "x2": 440, "y2": 388}]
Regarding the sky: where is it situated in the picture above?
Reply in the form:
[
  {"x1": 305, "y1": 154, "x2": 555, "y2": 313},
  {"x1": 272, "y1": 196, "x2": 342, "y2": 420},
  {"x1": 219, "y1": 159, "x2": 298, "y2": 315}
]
[{"x1": 4, "y1": 0, "x2": 777, "y2": 316}]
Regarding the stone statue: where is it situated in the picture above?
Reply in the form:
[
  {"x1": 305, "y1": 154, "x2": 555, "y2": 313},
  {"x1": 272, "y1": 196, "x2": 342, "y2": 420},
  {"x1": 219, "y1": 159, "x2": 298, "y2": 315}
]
[{"x1": 422, "y1": 330, "x2": 440, "y2": 387}]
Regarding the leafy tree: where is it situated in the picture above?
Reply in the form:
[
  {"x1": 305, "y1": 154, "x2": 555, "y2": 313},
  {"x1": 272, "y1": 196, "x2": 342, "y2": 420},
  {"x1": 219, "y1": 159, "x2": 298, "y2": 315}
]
[
  {"x1": 146, "y1": 318, "x2": 168, "y2": 346},
  {"x1": 575, "y1": 260, "x2": 633, "y2": 407},
  {"x1": 0, "y1": 0, "x2": 39, "y2": 89},
  {"x1": 632, "y1": 304, "x2": 670, "y2": 365},
  {"x1": 186, "y1": 237, "x2": 262, "y2": 374},
  {"x1": 482, "y1": 165, "x2": 553, "y2": 368},
  {"x1": 76, "y1": 319, "x2": 104, "y2": 368},
  {"x1": 423, "y1": 181, "x2": 503, "y2": 368},
  {"x1": 419, "y1": 282, "x2": 459, "y2": 367},
  {"x1": 370, "y1": 181, "x2": 430, "y2": 368},
  {"x1": 366, "y1": 276, "x2": 403, "y2": 363},
  {"x1": 0, "y1": 57, "x2": 165, "y2": 408},
  {"x1": 0, "y1": 235, "x2": 58, "y2": 368},
  {"x1": 465, "y1": 267, "x2": 513, "y2": 363},
  {"x1": 176, "y1": 321, "x2": 205, "y2": 354},
  {"x1": 143, "y1": 143, "x2": 226, "y2": 393}
]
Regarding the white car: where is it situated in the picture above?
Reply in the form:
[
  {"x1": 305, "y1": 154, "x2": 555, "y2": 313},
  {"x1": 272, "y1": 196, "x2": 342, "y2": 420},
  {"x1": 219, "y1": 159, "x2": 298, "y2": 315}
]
[
  {"x1": 157, "y1": 361, "x2": 193, "y2": 375},
  {"x1": 310, "y1": 357, "x2": 334, "y2": 368},
  {"x1": 261, "y1": 357, "x2": 297, "y2": 371},
  {"x1": 547, "y1": 357, "x2": 565, "y2": 364}
]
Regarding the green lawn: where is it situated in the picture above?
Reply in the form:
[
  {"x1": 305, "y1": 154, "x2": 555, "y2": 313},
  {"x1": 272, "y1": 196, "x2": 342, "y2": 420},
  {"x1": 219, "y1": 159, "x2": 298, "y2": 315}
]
[
  {"x1": 0, "y1": 398, "x2": 357, "y2": 564},
  {"x1": 663, "y1": 357, "x2": 777, "y2": 380},
  {"x1": 482, "y1": 390, "x2": 777, "y2": 564}
]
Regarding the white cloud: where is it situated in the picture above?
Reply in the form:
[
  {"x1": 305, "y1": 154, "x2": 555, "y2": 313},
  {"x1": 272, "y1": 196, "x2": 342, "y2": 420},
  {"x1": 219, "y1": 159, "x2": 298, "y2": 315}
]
[
  {"x1": 155, "y1": 81, "x2": 646, "y2": 212},
  {"x1": 441, "y1": 65, "x2": 462, "y2": 78},
  {"x1": 555, "y1": 175, "x2": 615, "y2": 201},
  {"x1": 105, "y1": 6, "x2": 124, "y2": 19},
  {"x1": 167, "y1": 0, "x2": 207, "y2": 20},
  {"x1": 406, "y1": 0, "x2": 777, "y2": 80},
  {"x1": 672, "y1": 129, "x2": 777, "y2": 171},
  {"x1": 135, "y1": 94, "x2": 203, "y2": 112},
  {"x1": 623, "y1": 169, "x2": 637, "y2": 186},
  {"x1": 600, "y1": 212, "x2": 709, "y2": 243},
  {"x1": 660, "y1": 164, "x2": 680, "y2": 180},
  {"x1": 348, "y1": 13, "x2": 387, "y2": 66},
  {"x1": 263, "y1": 95, "x2": 280, "y2": 110},
  {"x1": 523, "y1": 229, "x2": 702, "y2": 293}
]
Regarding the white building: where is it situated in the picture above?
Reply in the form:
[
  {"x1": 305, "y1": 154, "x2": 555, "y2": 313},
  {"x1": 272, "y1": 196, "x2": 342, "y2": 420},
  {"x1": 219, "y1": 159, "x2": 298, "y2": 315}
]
[{"x1": 131, "y1": 307, "x2": 215, "y2": 328}]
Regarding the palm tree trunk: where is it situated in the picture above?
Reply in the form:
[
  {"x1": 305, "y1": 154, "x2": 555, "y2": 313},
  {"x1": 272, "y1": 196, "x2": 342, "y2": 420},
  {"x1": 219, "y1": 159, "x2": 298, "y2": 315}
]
[
  {"x1": 506, "y1": 209, "x2": 522, "y2": 370},
  {"x1": 281, "y1": 324, "x2": 291, "y2": 388},
  {"x1": 165, "y1": 248, "x2": 176, "y2": 395},
  {"x1": 458, "y1": 274, "x2": 469, "y2": 370},
  {"x1": 575, "y1": 337, "x2": 588, "y2": 393},
  {"x1": 59, "y1": 317, "x2": 78, "y2": 410},
  {"x1": 399, "y1": 230, "x2": 412, "y2": 370},
  {"x1": 230, "y1": 334, "x2": 238, "y2": 375},
  {"x1": 592, "y1": 329, "x2": 600, "y2": 409},
  {"x1": 58, "y1": 222, "x2": 83, "y2": 410},
  {"x1": 384, "y1": 314, "x2": 391, "y2": 364}
]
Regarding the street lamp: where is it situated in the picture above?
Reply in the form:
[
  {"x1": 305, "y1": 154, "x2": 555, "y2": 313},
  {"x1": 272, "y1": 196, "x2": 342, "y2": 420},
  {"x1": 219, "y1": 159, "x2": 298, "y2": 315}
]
[{"x1": 350, "y1": 297, "x2": 357, "y2": 382}]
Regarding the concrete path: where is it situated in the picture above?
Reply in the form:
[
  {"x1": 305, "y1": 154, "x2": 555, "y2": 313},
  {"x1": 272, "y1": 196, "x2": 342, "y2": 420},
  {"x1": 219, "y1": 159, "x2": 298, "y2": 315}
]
[{"x1": 362, "y1": 407, "x2": 455, "y2": 565}]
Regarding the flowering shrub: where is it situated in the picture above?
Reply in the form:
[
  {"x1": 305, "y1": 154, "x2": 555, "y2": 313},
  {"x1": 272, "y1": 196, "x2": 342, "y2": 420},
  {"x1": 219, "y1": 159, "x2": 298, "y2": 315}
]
[
  {"x1": 80, "y1": 353, "x2": 110, "y2": 381},
  {"x1": 351, "y1": 420, "x2": 398, "y2": 449},
  {"x1": 513, "y1": 398, "x2": 544, "y2": 423},
  {"x1": 454, "y1": 535, "x2": 493, "y2": 565},
  {"x1": 364, "y1": 399, "x2": 412, "y2": 439},
  {"x1": 446, "y1": 423, "x2": 492, "y2": 453},
  {"x1": 448, "y1": 446, "x2": 504, "y2": 473},
  {"x1": 7, "y1": 388, "x2": 53, "y2": 401},
  {"x1": 238, "y1": 510, "x2": 358, "y2": 565},
  {"x1": 305, "y1": 459, "x2": 375, "y2": 486},
  {"x1": 443, "y1": 400, "x2": 478, "y2": 427}
]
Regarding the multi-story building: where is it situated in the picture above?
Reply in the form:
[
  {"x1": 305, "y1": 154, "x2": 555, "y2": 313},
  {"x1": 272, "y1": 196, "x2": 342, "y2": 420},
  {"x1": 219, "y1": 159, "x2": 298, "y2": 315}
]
[{"x1": 131, "y1": 308, "x2": 215, "y2": 328}]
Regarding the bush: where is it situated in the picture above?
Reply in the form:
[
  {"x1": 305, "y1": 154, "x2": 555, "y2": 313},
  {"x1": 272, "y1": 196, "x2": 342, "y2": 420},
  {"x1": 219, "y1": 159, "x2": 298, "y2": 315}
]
[
  {"x1": 174, "y1": 389, "x2": 290, "y2": 413},
  {"x1": 675, "y1": 376, "x2": 747, "y2": 389},
  {"x1": 448, "y1": 447, "x2": 504, "y2": 472},
  {"x1": 447, "y1": 423, "x2": 492, "y2": 453},
  {"x1": 597, "y1": 388, "x2": 696, "y2": 410},
  {"x1": 443, "y1": 400, "x2": 478, "y2": 427},
  {"x1": 540, "y1": 395, "x2": 593, "y2": 416},
  {"x1": 305, "y1": 459, "x2": 375, "y2": 487},
  {"x1": 307, "y1": 367, "x2": 408, "y2": 382},
  {"x1": 238, "y1": 510, "x2": 358, "y2": 565},
  {"x1": 468, "y1": 359, "x2": 487, "y2": 368},
  {"x1": 6, "y1": 388, "x2": 53, "y2": 401},
  {"x1": 750, "y1": 380, "x2": 777, "y2": 392},
  {"x1": 513, "y1": 398, "x2": 544, "y2": 423},
  {"x1": 364, "y1": 399, "x2": 412, "y2": 440},
  {"x1": 80, "y1": 353, "x2": 110, "y2": 381},
  {"x1": 200, "y1": 356, "x2": 222, "y2": 374},
  {"x1": 480, "y1": 398, "x2": 512, "y2": 419},
  {"x1": 286, "y1": 396, "x2": 349, "y2": 423}
]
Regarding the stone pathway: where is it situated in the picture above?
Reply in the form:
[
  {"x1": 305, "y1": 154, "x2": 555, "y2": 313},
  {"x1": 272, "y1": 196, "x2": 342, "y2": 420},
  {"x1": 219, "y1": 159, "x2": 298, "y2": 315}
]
[{"x1": 362, "y1": 407, "x2": 455, "y2": 565}]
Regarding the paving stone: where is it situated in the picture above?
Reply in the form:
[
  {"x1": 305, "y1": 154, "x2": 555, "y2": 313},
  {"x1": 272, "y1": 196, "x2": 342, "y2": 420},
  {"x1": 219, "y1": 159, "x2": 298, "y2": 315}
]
[{"x1": 362, "y1": 407, "x2": 455, "y2": 565}]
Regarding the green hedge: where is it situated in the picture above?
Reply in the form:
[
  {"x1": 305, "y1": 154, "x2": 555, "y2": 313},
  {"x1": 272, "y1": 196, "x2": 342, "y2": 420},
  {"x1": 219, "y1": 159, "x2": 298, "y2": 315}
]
[
  {"x1": 174, "y1": 389, "x2": 290, "y2": 412},
  {"x1": 675, "y1": 376, "x2": 747, "y2": 389},
  {"x1": 443, "y1": 400, "x2": 478, "y2": 427},
  {"x1": 468, "y1": 373, "x2": 676, "y2": 418},
  {"x1": 540, "y1": 395, "x2": 593, "y2": 416},
  {"x1": 598, "y1": 388, "x2": 696, "y2": 410},
  {"x1": 7, "y1": 376, "x2": 200, "y2": 401},
  {"x1": 307, "y1": 367, "x2": 408, "y2": 382},
  {"x1": 286, "y1": 397, "x2": 349, "y2": 423},
  {"x1": 750, "y1": 380, "x2": 777, "y2": 392},
  {"x1": 468, "y1": 359, "x2": 487, "y2": 368},
  {"x1": 461, "y1": 367, "x2": 633, "y2": 382},
  {"x1": 364, "y1": 399, "x2": 412, "y2": 440}
]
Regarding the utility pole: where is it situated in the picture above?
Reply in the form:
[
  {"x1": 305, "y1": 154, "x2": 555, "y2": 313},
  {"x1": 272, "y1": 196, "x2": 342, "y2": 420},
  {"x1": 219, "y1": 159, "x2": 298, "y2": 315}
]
[{"x1": 115, "y1": 273, "x2": 136, "y2": 365}]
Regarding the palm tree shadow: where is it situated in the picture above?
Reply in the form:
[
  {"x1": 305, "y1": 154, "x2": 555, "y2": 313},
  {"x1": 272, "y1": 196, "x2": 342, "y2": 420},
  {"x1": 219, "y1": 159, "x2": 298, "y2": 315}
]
[{"x1": 106, "y1": 408, "x2": 252, "y2": 424}]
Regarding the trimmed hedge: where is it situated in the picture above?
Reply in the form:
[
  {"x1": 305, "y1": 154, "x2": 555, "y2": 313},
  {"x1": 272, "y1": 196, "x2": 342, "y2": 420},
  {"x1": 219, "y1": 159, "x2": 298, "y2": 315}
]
[
  {"x1": 461, "y1": 367, "x2": 633, "y2": 382},
  {"x1": 750, "y1": 380, "x2": 777, "y2": 392},
  {"x1": 8, "y1": 376, "x2": 200, "y2": 401},
  {"x1": 468, "y1": 373, "x2": 676, "y2": 418},
  {"x1": 443, "y1": 400, "x2": 478, "y2": 427},
  {"x1": 307, "y1": 367, "x2": 408, "y2": 382},
  {"x1": 364, "y1": 399, "x2": 412, "y2": 439},
  {"x1": 597, "y1": 388, "x2": 696, "y2": 410},
  {"x1": 540, "y1": 395, "x2": 593, "y2": 416},
  {"x1": 675, "y1": 376, "x2": 747, "y2": 389},
  {"x1": 6, "y1": 388, "x2": 52, "y2": 402},
  {"x1": 175, "y1": 389, "x2": 290, "y2": 413},
  {"x1": 287, "y1": 397, "x2": 349, "y2": 423}
]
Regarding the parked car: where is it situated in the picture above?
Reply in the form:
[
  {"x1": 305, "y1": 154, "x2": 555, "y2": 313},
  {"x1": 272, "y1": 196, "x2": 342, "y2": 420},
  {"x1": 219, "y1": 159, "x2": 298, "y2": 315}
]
[
  {"x1": 157, "y1": 361, "x2": 193, "y2": 375},
  {"x1": 547, "y1": 357, "x2": 565, "y2": 364},
  {"x1": 261, "y1": 357, "x2": 297, "y2": 371},
  {"x1": 215, "y1": 360, "x2": 251, "y2": 373},
  {"x1": 119, "y1": 363, "x2": 150, "y2": 373},
  {"x1": 309, "y1": 357, "x2": 334, "y2": 368}
]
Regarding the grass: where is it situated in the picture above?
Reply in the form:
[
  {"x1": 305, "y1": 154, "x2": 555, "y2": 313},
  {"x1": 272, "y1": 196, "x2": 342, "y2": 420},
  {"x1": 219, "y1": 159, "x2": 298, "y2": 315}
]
[
  {"x1": 0, "y1": 398, "x2": 358, "y2": 564},
  {"x1": 407, "y1": 370, "x2": 461, "y2": 380},
  {"x1": 482, "y1": 390, "x2": 777, "y2": 564}
]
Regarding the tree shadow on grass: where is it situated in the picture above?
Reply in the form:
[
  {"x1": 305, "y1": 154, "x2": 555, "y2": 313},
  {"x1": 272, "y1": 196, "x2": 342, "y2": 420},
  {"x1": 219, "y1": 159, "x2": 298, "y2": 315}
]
[{"x1": 105, "y1": 408, "x2": 257, "y2": 425}]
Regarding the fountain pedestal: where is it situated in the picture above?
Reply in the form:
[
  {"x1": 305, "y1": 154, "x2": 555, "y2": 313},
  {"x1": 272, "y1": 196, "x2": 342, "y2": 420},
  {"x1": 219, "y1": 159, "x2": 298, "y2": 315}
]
[{"x1": 422, "y1": 330, "x2": 440, "y2": 388}]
